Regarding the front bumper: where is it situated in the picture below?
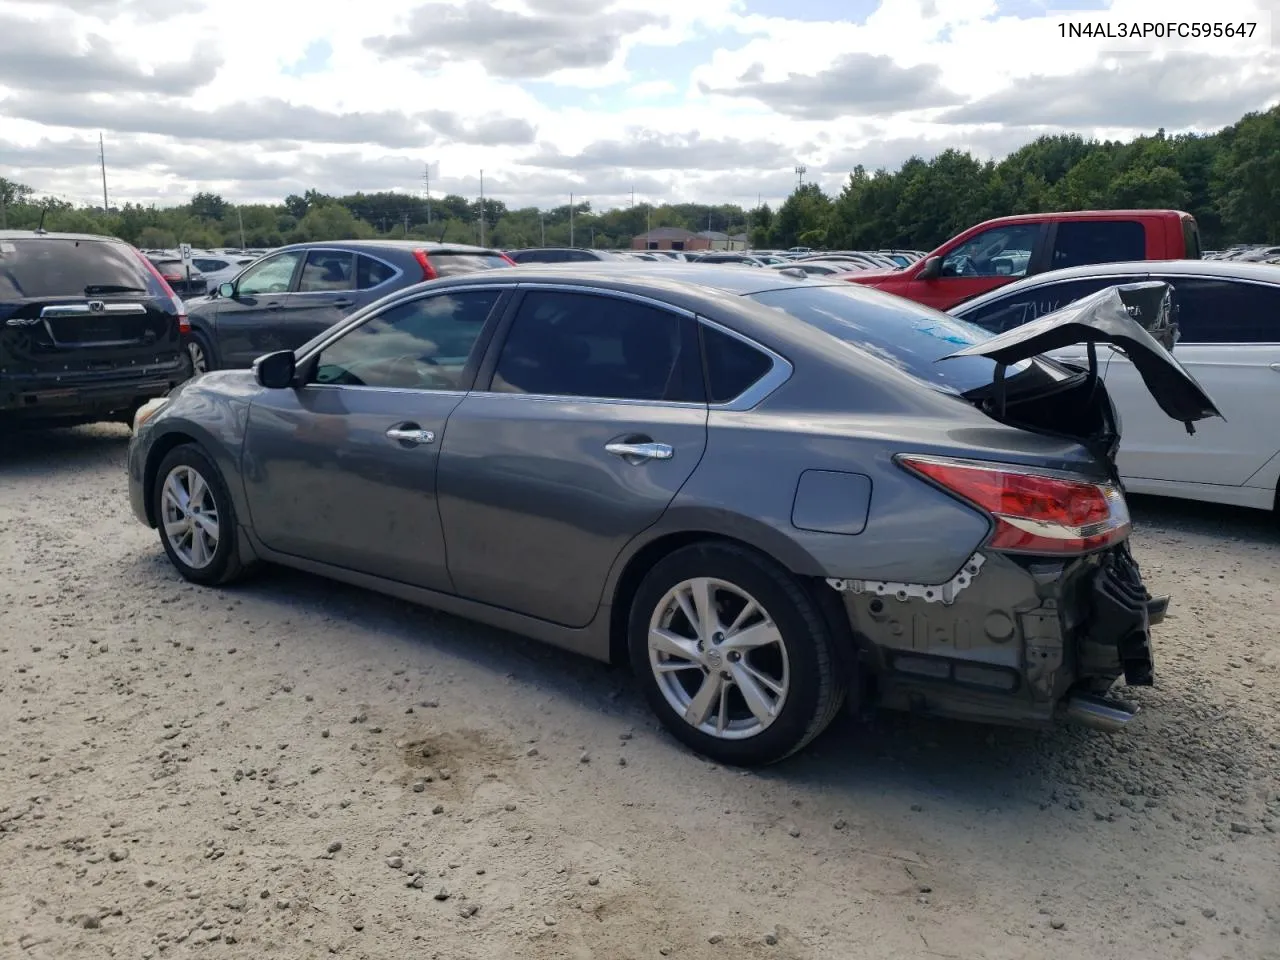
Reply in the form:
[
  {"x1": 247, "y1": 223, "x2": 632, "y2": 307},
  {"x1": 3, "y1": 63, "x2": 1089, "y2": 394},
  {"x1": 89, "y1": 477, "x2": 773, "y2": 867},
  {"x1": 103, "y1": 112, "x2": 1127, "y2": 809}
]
[
  {"x1": 833, "y1": 544, "x2": 1158, "y2": 728},
  {"x1": 127, "y1": 424, "x2": 156, "y2": 527}
]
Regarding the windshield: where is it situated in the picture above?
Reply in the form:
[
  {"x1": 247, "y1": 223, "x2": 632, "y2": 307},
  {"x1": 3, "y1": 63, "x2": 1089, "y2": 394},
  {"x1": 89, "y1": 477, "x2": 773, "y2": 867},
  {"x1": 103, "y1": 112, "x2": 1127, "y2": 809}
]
[{"x1": 747, "y1": 284, "x2": 1030, "y2": 395}]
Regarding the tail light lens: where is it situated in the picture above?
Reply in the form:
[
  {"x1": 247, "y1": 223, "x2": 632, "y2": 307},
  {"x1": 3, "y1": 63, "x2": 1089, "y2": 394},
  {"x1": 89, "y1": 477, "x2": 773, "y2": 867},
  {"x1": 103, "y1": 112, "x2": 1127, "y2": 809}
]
[
  {"x1": 133, "y1": 248, "x2": 189, "y2": 336},
  {"x1": 898, "y1": 455, "x2": 1130, "y2": 555},
  {"x1": 413, "y1": 249, "x2": 438, "y2": 281}
]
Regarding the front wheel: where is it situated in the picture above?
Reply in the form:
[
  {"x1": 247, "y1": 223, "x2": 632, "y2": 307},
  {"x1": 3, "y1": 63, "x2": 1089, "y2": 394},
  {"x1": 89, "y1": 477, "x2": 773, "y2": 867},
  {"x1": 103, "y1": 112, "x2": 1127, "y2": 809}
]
[
  {"x1": 628, "y1": 542, "x2": 846, "y2": 766},
  {"x1": 152, "y1": 444, "x2": 254, "y2": 586}
]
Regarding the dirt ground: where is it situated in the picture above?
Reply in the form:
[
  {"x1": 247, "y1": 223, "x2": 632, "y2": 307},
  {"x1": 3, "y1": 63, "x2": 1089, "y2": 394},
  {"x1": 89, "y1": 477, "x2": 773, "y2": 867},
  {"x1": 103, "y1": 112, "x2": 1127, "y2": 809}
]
[{"x1": 1, "y1": 424, "x2": 1277, "y2": 960}]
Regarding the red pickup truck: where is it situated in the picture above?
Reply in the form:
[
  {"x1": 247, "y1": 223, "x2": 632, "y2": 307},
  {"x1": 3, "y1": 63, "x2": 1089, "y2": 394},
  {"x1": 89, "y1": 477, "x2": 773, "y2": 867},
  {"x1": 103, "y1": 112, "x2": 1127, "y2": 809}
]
[{"x1": 844, "y1": 210, "x2": 1202, "y2": 310}]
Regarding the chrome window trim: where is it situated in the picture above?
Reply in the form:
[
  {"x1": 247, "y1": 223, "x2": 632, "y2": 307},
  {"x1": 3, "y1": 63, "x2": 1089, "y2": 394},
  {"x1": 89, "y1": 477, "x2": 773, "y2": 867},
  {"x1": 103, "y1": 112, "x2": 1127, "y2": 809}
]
[{"x1": 293, "y1": 247, "x2": 405, "y2": 296}]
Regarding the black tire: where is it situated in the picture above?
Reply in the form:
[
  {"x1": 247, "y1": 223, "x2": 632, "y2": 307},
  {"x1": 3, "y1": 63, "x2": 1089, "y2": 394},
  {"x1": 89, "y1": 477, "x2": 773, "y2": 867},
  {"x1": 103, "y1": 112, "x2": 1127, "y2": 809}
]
[
  {"x1": 152, "y1": 443, "x2": 254, "y2": 586},
  {"x1": 186, "y1": 330, "x2": 216, "y2": 376},
  {"x1": 628, "y1": 541, "x2": 846, "y2": 766}
]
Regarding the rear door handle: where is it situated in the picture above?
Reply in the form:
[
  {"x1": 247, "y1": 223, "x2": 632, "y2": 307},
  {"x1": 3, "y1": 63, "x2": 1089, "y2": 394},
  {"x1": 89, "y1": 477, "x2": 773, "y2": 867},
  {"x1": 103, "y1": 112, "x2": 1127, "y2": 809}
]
[
  {"x1": 385, "y1": 424, "x2": 435, "y2": 446},
  {"x1": 265, "y1": 302, "x2": 283, "y2": 311},
  {"x1": 605, "y1": 441, "x2": 673, "y2": 461},
  {"x1": 331, "y1": 298, "x2": 354, "y2": 308}
]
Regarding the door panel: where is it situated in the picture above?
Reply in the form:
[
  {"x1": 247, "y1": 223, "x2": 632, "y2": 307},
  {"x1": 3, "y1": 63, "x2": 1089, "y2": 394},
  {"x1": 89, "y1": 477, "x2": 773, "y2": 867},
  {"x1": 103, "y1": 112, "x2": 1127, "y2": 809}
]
[
  {"x1": 907, "y1": 222, "x2": 1045, "y2": 309},
  {"x1": 437, "y1": 394, "x2": 707, "y2": 626},
  {"x1": 285, "y1": 250, "x2": 361, "y2": 345},
  {"x1": 1105, "y1": 343, "x2": 1279, "y2": 485},
  {"x1": 241, "y1": 386, "x2": 462, "y2": 590},
  {"x1": 437, "y1": 286, "x2": 708, "y2": 628},
  {"x1": 1103, "y1": 276, "x2": 1280, "y2": 486},
  {"x1": 238, "y1": 287, "x2": 508, "y2": 589},
  {"x1": 214, "y1": 250, "x2": 304, "y2": 367}
]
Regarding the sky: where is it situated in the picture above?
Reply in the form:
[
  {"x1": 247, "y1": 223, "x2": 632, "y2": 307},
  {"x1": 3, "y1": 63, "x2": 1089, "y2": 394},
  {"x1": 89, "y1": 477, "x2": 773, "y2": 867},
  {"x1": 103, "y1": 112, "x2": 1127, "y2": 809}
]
[{"x1": 0, "y1": 0, "x2": 1277, "y2": 213}]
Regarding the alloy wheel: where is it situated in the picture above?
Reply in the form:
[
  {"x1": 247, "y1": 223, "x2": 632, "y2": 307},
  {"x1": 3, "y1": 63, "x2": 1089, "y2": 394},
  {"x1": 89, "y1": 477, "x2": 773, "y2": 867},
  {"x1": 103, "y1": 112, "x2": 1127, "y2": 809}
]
[
  {"x1": 647, "y1": 577, "x2": 790, "y2": 740},
  {"x1": 160, "y1": 464, "x2": 220, "y2": 569},
  {"x1": 187, "y1": 340, "x2": 208, "y2": 375}
]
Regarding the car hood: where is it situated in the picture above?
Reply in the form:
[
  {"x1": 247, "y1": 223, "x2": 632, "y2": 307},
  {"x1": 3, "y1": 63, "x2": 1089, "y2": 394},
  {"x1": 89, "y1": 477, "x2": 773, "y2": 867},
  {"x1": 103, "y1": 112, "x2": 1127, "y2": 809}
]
[
  {"x1": 945, "y1": 281, "x2": 1221, "y2": 428},
  {"x1": 842, "y1": 268, "x2": 900, "y2": 284}
]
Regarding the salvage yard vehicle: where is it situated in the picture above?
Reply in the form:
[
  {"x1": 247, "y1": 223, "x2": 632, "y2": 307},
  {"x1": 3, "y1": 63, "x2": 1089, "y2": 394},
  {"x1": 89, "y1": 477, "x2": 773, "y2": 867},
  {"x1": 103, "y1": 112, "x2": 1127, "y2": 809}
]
[
  {"x1": 126, "y1": 265, "x2": 1218, "y2": 765},
  {"x1": 1, "y1": 230, "x2": 189, "y2": 429},
  {"x1": 951, "y1": 259, "x2": 1280, "y2": 512},
  {"x1": 845, "y1": 209, "x2": 1202, "y2": 310}
]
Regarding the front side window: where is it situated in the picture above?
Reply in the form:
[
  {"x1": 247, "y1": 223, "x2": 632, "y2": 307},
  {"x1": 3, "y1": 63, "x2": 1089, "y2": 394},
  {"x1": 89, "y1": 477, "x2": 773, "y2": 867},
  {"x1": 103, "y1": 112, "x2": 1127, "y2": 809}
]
[
  {"x1": 941, "y1": 224, "x2": 1039, "y2": 279},
  {"x1": 957, "y1": 276, "x2": 1145, "y2": 334},
  {"x1": 1050, "y1": 220, "x2": 1146, "y2": 270},
  {"x1": 1158, "y1": 277, "x2": 1280, "y2": 344},
  {"x1": 490, "y1": 290, "x2": 687, "y2": 401},
  {"x1": 313, "y1": 290, "x2": 501, "y2": 391},
  {"x1": 237, "y1": 251, "x2": 303, "y2": 296},
  {"x1": 298, "y1": 250, "x2": 355, "y2": 292}
]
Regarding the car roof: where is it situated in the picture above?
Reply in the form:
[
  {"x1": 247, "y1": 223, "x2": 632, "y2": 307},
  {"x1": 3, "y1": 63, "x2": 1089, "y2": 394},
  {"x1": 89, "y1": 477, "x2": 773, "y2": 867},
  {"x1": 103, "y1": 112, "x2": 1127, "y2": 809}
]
[
  {"x1": 275, "y1": 239, "x2": 501, "y2": 255},
  {"x1": 953, "y1": 259, "x2": 1280, "y2": 314},
  {"x1": 0, "y1": 230, "x2": 127, "y2": 243},
  {"x1": 426, "y1": 260, "x2": 828, "y2": 298}
]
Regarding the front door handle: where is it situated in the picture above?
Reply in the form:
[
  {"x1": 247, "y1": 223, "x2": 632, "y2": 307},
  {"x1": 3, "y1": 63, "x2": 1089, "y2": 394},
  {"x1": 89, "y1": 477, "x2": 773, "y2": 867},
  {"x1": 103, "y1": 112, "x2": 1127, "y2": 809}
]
[
  {"x1": 605, "y1": 440, "x2": 673, "y2": 461},
  {"x1": 386, "y1": 424, "x2": 435, "y2": 446},
  {"x1": 265, "y1": 302, "x2": 283, "y2": 311},
  {"x1": 1270, "y1": 363, "x2": 1280, "y2": 373}
]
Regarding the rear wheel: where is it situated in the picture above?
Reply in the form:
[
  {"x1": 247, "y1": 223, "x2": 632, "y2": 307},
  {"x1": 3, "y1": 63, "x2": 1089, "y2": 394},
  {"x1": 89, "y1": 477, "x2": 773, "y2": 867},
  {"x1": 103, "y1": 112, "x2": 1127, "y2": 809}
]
[
  {"x1": 186, "y1": 331, "x2": 214, "y2": 376},
  {"x1": 628, "y1": 542, "x2": 845, "y2": 766},
  {"x1": 152, "y1": 444, "x2": 253, "y2": 586}
]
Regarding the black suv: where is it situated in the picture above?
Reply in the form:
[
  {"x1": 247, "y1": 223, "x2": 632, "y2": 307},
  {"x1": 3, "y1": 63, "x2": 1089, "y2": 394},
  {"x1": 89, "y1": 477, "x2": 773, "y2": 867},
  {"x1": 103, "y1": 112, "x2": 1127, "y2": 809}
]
[
  {"x1": 186, "y1": 240, "x2": 514, "y2": 371},
  {"x1": 0, "y1": 230, "x2": 189, "y2": 429}
]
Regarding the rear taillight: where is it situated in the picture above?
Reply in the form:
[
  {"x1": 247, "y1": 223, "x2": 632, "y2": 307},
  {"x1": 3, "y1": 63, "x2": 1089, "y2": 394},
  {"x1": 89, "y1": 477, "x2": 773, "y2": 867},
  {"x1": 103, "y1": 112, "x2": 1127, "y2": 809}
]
[
  {"x1": 413, "y1": 249, "x2": 438, "y2": 281},
  {"x1": 133, "y1": 248, "x2": 188, "y2": 337},
  {"x1": 898, "y1": 455, "x2": 1130, "y2": 555}
]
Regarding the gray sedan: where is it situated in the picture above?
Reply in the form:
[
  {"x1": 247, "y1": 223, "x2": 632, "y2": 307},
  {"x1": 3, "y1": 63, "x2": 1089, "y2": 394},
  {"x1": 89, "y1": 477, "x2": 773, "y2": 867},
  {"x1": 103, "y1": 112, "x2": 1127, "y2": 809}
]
[{"x1": 126, "y1": 265, "x2": 1218, "y2": 765}]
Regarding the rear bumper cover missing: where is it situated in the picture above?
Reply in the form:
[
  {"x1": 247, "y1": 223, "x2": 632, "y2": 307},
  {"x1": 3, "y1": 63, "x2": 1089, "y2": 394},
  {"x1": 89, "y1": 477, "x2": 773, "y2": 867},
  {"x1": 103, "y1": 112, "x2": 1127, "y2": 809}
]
[{"x1": 830, "y1": 545, "x2": 1158, "y2": 728}]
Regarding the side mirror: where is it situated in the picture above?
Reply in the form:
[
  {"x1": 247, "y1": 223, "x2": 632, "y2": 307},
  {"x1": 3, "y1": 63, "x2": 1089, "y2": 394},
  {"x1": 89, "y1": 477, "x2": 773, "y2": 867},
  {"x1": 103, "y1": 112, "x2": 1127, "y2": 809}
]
[
  {"x1": 218, "y1": 281, "x2": 236, "y2": 299},
  {"x1": 917, "y1": 256, "x2": 942, "y2": 280},
  {"x1": 253, "y1": 350, "x2": 296, "y2": 389}
]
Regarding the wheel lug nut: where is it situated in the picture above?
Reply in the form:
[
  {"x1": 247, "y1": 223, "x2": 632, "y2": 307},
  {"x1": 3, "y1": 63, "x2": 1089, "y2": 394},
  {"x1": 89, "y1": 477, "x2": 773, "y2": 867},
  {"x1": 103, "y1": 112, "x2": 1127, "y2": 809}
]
[{"x1": 712, "y1": 632, "x2": 724, "y2": 644}]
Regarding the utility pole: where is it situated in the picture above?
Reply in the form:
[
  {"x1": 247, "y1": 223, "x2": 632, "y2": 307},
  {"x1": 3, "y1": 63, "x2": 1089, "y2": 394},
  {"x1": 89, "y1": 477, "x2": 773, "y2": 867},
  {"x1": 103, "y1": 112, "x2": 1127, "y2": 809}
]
[
  {"x1": 422, "y1": 162, "x2": 432, "y2": 225},
  {"x1": 645, "y1": 204, "x2": 651, "y2": 236},
  {"x1": 478, "y1": 170, "x2": 485, "y2": 246},
  {"x1": 569, "y1": 192, "x2": 574, "y2": 247},
  {"x1": 403, "y1": 212, "x2": 410, "y2": 237},
  {"x1": 630, "y1": 185, "x2": 635, "y2": 207},
  {"x1": 99, "y1": 132, "x2": 109, "y2": 213},
  {"x1": 236, "y1": 207, "x2": 246, "y2": 248},
  {"x1": 539, "y1": 212, "x2": 545, "y2": 245},
  {"x1": 795, "y1": 164, "x2": 806, "y2": 190},
  {"x1": 0, "y1": 187, "x2": 6, "y2": 230}
]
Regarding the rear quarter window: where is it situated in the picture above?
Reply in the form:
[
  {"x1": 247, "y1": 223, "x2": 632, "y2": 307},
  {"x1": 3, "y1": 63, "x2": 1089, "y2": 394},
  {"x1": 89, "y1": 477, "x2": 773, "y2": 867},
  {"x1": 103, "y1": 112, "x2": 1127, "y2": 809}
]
[
  {"x1": 429, "y1": 253, "x2": 513, "y2": 276},
  {"x1": 0, "y1": 237, "x2": 152, "y2": 299}
]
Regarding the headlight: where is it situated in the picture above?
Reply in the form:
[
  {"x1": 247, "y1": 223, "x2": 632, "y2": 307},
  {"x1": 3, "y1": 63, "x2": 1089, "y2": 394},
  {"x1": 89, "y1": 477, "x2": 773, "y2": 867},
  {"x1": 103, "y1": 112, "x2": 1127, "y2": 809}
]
[{"x1": 133, "y1": 397, "x2": 169, "y2": 432}]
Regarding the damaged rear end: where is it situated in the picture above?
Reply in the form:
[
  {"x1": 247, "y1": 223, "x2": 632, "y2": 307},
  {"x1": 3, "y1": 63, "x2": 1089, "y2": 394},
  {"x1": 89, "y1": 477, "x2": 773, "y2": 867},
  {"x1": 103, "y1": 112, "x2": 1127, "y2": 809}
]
[{"x1": 831, "y1": 283, "x2": 1220, "y2": 731}]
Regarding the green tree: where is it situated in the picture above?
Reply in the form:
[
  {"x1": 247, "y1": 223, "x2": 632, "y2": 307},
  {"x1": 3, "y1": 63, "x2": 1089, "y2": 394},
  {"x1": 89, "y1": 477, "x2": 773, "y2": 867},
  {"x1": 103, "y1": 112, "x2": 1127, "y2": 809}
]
[
  {"x1": 190, "y1": 191, "x2": 226, "y2": 221},
  {"x1": 292, "y1": 203, "x2": 375, "y2": 242},
  {"x1": 770, "y1": 184, "x2": 832, "y2": 248}
]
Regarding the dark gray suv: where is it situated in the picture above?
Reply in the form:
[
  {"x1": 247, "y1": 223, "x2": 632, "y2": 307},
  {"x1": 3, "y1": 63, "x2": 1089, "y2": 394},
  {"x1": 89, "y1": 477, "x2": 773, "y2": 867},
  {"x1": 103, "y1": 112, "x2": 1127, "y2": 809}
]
[{"x1": 184, "y1": 240, "x2": 513, "y2": 372}]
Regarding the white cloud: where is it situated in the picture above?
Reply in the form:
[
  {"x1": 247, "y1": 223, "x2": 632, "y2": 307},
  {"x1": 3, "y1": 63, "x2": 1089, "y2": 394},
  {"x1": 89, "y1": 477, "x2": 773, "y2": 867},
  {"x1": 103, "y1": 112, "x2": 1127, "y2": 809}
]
[{"x1": 0, "y1": 0, "x2": 1275, "y2": 211}]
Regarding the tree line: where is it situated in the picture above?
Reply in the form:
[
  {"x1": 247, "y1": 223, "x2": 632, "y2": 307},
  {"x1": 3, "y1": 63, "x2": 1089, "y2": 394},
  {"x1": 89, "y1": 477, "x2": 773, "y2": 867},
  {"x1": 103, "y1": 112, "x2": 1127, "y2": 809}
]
[{"x1": 1, "y1": 105, "x2": 1276, "y2": 252}]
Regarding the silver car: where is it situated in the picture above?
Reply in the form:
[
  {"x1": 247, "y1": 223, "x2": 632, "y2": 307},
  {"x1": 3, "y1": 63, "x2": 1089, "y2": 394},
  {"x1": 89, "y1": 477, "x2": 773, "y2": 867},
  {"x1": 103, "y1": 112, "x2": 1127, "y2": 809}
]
[{"x1": 126, "y1": 265, "x2": 1218, "y2": 765}]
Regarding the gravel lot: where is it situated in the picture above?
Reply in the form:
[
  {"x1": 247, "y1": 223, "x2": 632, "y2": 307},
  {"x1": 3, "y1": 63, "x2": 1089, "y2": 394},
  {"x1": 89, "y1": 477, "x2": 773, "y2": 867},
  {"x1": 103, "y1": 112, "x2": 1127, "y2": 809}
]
[{"x1": 2, "y1": 424, "x2": 1277, "y2": 960}]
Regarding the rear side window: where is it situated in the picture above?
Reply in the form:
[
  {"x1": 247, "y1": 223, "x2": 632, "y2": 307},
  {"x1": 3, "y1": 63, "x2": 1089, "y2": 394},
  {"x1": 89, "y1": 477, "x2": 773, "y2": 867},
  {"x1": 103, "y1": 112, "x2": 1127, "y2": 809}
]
[
  {"x1": 749, "y1": 285, "x2": 1017, "y2": 396},
  {"x1": 1182, "y1": 217, "x2": 1202, "y2": 260},
  {"x1": 193, "y1": 258, "x2": 228, "y2": 272},
  {"x1": 357, "y1": 255, "x2": 396, "y2": 289},
  {"x1": 957, "y1": 276, "x2": 1146, "y2": 333},
  {"x1": 490, "y1": 290, "x2": 688, "y2": 401},
  {"x1": 298, "y1": 250, "x2": 355, "y2": 292},
  {"x1": 701, "y1": 325, "x2": 773, "y2": 403},
  {"x1": 429, "y1": 252, "x2": 512, "y2": 276},
  {"x1": 1158, "y1": 276, "x2": 1280, "y2": 343},
  {"x1": 0, "y1": 237, "x2": 153, "y2": 299},
  {"x1": 1050, "y1": 221, "x2": 1146, "y2": 270}
]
